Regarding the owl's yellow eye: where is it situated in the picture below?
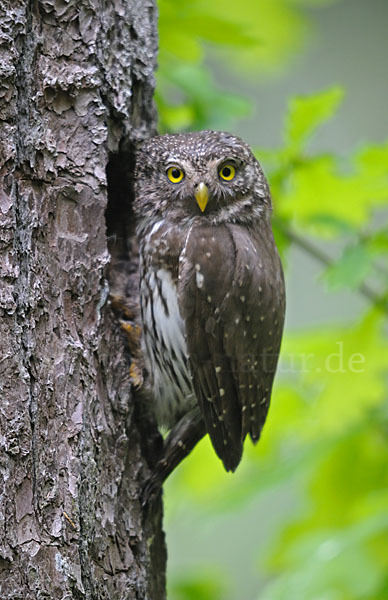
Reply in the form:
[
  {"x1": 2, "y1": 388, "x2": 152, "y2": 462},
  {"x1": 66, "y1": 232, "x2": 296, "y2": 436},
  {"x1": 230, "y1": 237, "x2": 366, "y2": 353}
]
[
  {"x1": 219, "y1": 164, "x2": 236, "y2": 181},
  {"x1": 167, "y1": 166, "x2": 184, "y2": 183}
]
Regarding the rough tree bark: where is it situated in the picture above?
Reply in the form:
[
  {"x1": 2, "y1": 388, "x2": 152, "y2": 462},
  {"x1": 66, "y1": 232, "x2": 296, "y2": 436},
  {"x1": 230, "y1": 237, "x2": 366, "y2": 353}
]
[{"x1": 0, "y1": 0, "x2": 166, "y2": 598}]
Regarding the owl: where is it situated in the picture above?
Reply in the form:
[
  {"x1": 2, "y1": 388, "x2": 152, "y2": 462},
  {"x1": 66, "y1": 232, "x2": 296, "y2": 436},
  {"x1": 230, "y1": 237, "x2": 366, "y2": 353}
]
[{"x1": 134, "y1": 130, "x2": 285, "y2": 496}]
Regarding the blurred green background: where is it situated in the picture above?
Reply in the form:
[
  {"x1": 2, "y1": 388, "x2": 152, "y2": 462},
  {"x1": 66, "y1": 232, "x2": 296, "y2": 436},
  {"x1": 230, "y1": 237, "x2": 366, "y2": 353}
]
[{"x1": 156, "y1": 0, "x2": 388, "y2": 598}]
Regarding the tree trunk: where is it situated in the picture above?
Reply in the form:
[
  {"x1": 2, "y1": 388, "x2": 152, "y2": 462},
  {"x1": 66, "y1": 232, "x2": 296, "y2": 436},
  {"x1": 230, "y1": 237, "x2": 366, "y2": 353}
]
[{"x1": 0, "y1": 1, "x2": 166, "y2": 598}]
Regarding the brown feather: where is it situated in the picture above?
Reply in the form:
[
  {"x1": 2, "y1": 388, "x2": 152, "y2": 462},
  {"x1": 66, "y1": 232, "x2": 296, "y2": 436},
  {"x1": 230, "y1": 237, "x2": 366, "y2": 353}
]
[{"x1": 178, "y1": 221, "x2": 284, "y2": 470}]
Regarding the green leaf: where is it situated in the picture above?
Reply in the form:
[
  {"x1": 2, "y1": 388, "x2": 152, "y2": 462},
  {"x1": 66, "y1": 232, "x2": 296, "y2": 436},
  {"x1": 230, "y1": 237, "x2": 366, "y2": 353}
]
[
  {"x1": 168, "y1": 570, "x2": 227, "y2": 600},
  {"x1": 304, "y1": 214, "x2": 356, "y2": 237},
  {"x1": 282, "y1": 311, "x2": 388, "y2": 437},
  {"x1": 356, "y1": 141, "x2": 388, "y2": 177},
  {"x1": 262, "y1": 516, "x2": 388, "y2": 600},
  {"x1": 285, "y1": 87, "x2": 344, "y2": 152},
  {"x1": 157, "y1": 64, "x2": 251, "y2": 132},
  {"x1": 323, "y1": 244, "x2": 373, "y2": 290},
  {"x1": 183, "y1": 15, "x2": 258, "y2": 47},
  {"x1": 367, "y1": 228, "x2": 388, "y2": 253},
  {"x1": 278, "y1": 155, "x2": 388, "y2": 227}
]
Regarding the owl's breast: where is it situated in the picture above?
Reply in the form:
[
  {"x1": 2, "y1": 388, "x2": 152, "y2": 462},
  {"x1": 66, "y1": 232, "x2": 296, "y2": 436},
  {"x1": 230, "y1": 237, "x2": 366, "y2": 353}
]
[{"x1": 139, "y1": 259, "x2": 195, "y2": 428}]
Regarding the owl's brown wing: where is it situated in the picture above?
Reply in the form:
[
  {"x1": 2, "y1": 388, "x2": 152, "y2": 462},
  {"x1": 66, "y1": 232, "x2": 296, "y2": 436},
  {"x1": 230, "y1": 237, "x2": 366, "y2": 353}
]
[{"x1": 178, "y1": 221, "x2": 285, "y2": 472}]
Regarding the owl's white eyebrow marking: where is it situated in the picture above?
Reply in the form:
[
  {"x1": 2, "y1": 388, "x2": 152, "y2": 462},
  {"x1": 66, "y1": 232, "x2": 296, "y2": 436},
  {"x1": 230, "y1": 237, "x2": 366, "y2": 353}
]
[
  {"x1": 166, "y1": 157, "x2": 184, "y2": 166},
  {"x1": 216, "y1": 156, "x2": 240, "y2": 167}
]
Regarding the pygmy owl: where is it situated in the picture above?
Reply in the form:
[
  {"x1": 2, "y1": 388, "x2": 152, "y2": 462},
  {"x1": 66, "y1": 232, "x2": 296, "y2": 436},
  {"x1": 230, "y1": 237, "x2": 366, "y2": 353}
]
[{"x1": 134, "y1": 130, "x2": 285, "y2": 497}]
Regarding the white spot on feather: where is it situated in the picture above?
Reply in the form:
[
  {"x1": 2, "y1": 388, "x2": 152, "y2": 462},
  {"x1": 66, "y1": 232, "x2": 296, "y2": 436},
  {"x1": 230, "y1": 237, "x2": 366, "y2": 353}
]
[{"x1": 196, "y1": 271, "x2": 204, "y2": 288}]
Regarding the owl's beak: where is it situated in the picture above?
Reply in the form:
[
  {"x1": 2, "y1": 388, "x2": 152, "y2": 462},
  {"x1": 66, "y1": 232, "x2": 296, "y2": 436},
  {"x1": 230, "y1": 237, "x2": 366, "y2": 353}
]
[{"x1": 194, "y1": 182, "x2": 209, "y2": 213}]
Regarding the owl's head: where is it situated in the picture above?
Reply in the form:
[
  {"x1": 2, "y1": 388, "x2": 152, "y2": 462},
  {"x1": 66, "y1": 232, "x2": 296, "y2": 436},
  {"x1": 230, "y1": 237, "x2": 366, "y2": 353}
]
[{"x1": 134, "y1": 130, "x2": 271, "y2": 227}]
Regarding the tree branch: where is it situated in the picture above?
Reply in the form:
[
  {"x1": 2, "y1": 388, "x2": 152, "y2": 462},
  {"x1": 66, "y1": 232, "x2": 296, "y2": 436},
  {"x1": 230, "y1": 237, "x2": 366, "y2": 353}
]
[{"x1": 275, "y1": 221, "x2": 388, "y2": 315}]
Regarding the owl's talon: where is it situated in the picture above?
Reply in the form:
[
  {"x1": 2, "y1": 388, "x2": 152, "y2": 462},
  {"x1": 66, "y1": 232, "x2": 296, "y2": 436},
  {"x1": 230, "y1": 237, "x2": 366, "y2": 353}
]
[
  {"x1": 119, "y1": 319, "x2": 142, "y2": 357},
  {"x1": 111, "y1": 295, "x2": 144, "y2": 386},
  {"x1": 120, "y1": 320, "x2": 141, "y2": 340},
  {"x1": 110, "y1": 294, "x2": 136, "y2": 321},
  {"x1": 129, "y1": 361, "x2": 143, "y2": 389}
]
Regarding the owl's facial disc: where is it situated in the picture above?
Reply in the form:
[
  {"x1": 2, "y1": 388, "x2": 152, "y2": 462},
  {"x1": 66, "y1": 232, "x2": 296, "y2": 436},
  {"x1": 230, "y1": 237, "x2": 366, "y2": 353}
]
[{"x1": 194, "y1": 182, "x2": 209, "y2": 212}]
